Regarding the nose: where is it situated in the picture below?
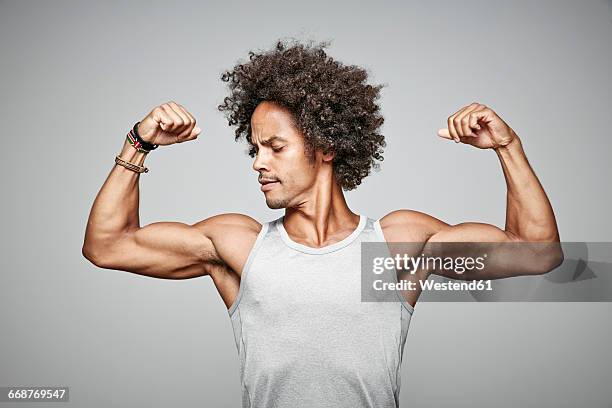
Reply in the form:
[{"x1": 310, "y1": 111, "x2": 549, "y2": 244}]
[{"x1": 252, "y1": 149, "x2": 270, "y2": 173}]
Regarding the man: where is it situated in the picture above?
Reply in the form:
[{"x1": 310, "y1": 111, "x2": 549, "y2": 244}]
[{"x1": 82, "y1": 40, "x2": 562, "y2": 407}]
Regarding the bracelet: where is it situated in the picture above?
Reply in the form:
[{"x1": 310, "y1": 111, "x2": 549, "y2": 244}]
[
  {"x1": 126, "y1": 130, "x2": 152, "y2": 154},
  {"x1": 127, "y1": 122, "x2": 159, "y2": 153},
  {"x1": 115, "y1": 155, "x2": 149, "y2": 173}
]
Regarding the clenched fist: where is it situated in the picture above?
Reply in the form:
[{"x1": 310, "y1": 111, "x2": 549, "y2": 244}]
[
  {"x1": 437, "y1": 102, "x2": 517, "y2": 149},
  {"x1": 137, "y1": 102, "x2": 202, "y2": 146}
]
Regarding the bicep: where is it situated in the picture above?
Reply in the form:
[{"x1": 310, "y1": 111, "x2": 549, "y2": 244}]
[
  {"x1": 380, "y1": 209, "x2": 514, "y2": 243},
  {"x1": 427, "y1": 222, "x2": 517, "y2": 243},
  {"x1": 380, "y1": 210, "x2": 519, "y2": 280}
]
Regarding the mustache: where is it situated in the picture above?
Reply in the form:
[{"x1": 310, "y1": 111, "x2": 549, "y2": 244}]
[{"x1": 258, "y1": 174, "x2": 281, "y2": 182}]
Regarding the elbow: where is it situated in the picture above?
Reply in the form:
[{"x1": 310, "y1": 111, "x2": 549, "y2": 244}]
[
  {"x1": 511, "y1": 226, "x2": 563, "y2": 275},
  {"x1": 82, "y1": 230, "x2": 127, "y2": 269},
  {"x1": 529, "y1": 240, "x2": 565, "y2": 275},
  {"x1": 81, "y1": 244, "x2": 100, "y2": 266},
  {"x1": 82, "y1": 243, "x2": 111, "y2": 269},
  {"x1": 544, "y1": 243, "x2": 564, "y2": 273}
]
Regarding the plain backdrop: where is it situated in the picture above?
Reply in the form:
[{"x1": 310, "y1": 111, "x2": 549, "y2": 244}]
[{"x1": 1, "y1": 0, "x2": 611, "y2": 407}]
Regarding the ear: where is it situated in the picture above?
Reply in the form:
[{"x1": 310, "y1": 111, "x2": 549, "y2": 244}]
[{"x1": 322, "y1": 149, "x2": 335, "y2": 162}]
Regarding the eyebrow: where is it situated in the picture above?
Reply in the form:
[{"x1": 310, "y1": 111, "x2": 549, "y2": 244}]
[{"x1": 258, "y1": 135, "x2": 288, "y2": 145}]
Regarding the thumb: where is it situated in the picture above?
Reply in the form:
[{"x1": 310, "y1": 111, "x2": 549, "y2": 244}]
[{"x1": 437, "y1": 128, "x2": 452, "y2": 139}]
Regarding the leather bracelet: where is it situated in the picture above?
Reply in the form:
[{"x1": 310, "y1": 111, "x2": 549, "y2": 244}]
[
  {"x1": 115, "y1": 155, "x2": 149, "y2": 173},
  {"x1": 132, "y1": 122, "x2": 159, "y2": 151}
]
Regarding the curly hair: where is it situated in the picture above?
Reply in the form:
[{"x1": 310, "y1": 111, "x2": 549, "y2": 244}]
[{"x1": 217, "y1": 39, "x2": 386, "y2": 191}]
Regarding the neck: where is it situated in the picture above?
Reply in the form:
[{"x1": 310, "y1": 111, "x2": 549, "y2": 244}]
[{"x1": 283, "y1": 178, "x2": 360, "y2": 247}]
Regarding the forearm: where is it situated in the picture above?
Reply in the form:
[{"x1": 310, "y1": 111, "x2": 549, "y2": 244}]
[
  {"x1": 495, "y1": 134, "x2": 559, "y2": 242},
  {"x1": 83, "y1": 139, "x2": 148, "y2": 255}
]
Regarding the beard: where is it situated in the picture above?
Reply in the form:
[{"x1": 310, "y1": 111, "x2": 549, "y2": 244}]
[
  {"x1": 265, "y1": 196, "x2": 291, "y2": 209},
  {"x1": 260, "y1": 175, "x2": 290, "y2": 209}
]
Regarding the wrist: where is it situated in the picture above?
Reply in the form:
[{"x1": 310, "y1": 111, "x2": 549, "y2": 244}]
[
  {"x1": 132, "y1": 122, "x2": 159, "y2": 151},
  {"x1": 119, "y1": 138, "x2": 148, "y2": 166},
  {"x1": 494, "y1": 131, "x2": 521, "y2": 153},
  {"x1": 494, "y1": 133, "x2": 526, "y2": 165}
]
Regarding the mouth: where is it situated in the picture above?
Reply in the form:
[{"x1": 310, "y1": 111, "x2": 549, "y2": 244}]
[{"x1": 259, "y1": 179, "x2": 280, "y2": 192}]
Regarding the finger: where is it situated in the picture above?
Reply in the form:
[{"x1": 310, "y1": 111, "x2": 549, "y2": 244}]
[
  {"x1": 179, "y1": 103, "x2": 196, "y2": 124},
  {"x1": 161, "y1": 103, "x2": 184, "y2": 132},
  {"x1": 468, "y1": 112, "x2": 482, "y2": 131},
  {"x1": 437, "y1": 128, "x2": 452, "y2": 140},
  {"x1": 447, "y1": 106, "x2": 465, "y2": 143},
  {"x1": 177, "y1": 104, "x2": 195, "y2": 140},
  {"x1": 167, "y1": 101, "x2": 192, "y2": 138},
  {"x1": 469, "y1": 108, "x2": 494, "y2": 128},
  {"x1": 190, "y1": 126, "x2": 202, "y2": 139},
  {"x1": 183, "y1": 112, "x2": 201, "y2": 138},
  {"x1": 178, "y1": 104, "x2": 202, "y2": 138},
  {"x1": 168, "y1": 102, "x2": 194, "y2": 139},
  {"x1": 448, "y1": 104, "x2": 474, "y2": 142},
  {"x1": 152, "y1": 106, "x2": 173, "y2": 131},
  {"x1": 458, "y1": 104, "x2": 482, "y2": 137}
]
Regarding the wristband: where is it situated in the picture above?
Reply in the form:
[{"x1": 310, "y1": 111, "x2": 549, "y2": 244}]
[
  {"x1": 126, "y1": 131, "x2": 151, "y2": 153},
  {"x1": 127, "y1": 122, "x2": 159, "y2": 153}
]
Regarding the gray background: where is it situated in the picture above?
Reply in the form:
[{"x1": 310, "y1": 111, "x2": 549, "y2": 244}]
[{"x1": 1, "y1": 0, "x2": 611, "y2": 407}]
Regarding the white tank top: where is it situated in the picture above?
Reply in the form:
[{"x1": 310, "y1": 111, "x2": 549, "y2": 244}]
[{"x1": 228, "y1": 215, "x2": 414, "y2": 407}]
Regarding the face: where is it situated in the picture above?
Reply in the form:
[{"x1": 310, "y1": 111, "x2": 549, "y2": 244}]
[{"x1": 250, "y1": 101, "x2": 331, "y2": 209}]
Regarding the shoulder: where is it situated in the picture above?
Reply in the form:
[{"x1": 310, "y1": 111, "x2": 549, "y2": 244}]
[
  {"x1": 191, "y1": 213, "x2": 265, "y2": 273},
  {"x1": 378, "y1": 209, "x2": 450, "y2": 242},
  {"x1": 192, "y1": 213, "x2": 262, "y2": 238}
]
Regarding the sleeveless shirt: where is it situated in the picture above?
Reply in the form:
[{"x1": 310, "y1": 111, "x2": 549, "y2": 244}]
[{"x1": 227, "y1": 215, "x2": 414, "y2": 407}]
